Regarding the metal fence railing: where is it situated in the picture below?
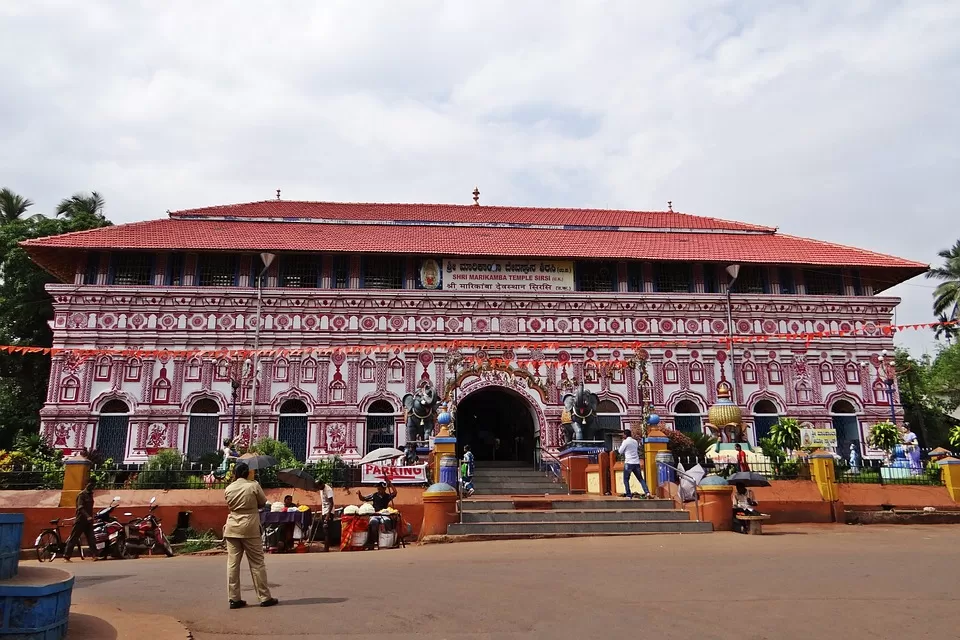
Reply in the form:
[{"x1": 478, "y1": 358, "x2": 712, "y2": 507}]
[
  {"x1": 89, "y1": 461, "x2": 358, "y2": 491},
  {"x1": 672, "y1": 457, "x2": 806, "y2": 481},
  {"x1": 835, "y1": 458, "x2": 943, "y2": 486},
  {"x1": 0, "y1": 465, "x2": 65, "y2": 490}
]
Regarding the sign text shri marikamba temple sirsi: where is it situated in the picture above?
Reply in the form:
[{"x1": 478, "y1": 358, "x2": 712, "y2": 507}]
[{"x1": 443, "y1": 259, "x2": 575, "y2": 292}]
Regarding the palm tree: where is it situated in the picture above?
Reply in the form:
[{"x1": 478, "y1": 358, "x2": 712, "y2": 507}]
[
  {"x1": 56, "y1": 191, "x2": 106, "y2": 222},
  {"x1": 0, "y1": 188, "x2": 37, "y2": 223},
  {"x1": 934, "y1": 313, "x2": 958, "y2": 342},
  {"x1": 927, "y1": 239, "x2": 960, "y2": 326}
]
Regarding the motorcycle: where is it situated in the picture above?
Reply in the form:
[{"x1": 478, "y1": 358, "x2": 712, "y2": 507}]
[
  {"x1": 122, "y1": 496, "x2": 174, "y2": 558},
  {"x1": 92, "y1": 496, "x2": 128, "y2": 559}
]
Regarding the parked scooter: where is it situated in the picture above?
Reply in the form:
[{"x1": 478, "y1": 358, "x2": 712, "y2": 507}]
[
  {"x1": 92, "y1": 496, "x2": 128, "y2": 559},
  {"x1": 122, "y1": 497, "x2": 174, "y2": 558}
]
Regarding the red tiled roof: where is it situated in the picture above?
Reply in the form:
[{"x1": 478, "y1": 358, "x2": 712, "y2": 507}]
[
  {"x1": 22, "y1": 213, "x2": 927, "y2": 272},
  {"x1": 168, "y1": 200, "x2": 776, "y2": 232}
]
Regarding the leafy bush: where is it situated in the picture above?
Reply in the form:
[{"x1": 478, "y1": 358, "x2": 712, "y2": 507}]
[
  {"x1": 666, "y1": 430, "x2": 696, "y2": 461},
  {"x1": 868, "y1": 421, "x2": 901, "y2": 453},
  {"x1": 305, "y1": 456, "x2": 349, "y2": 487},
  {"x1": 769, "y1": 418, "x2": 801, "y2": 452},
  {"x1": 130, "y1": 449, "x2": 191, "y2": 490},
  {"x1": 689, "y1": 433, "x2": 718, "y2": 458},
  {"x1": 197, "y1": 450, "x2": 225, "y2": 467},
  {"x1": 948, "y1": 425, "x2": 960, "y2": 450},
  {"x1": 758, "y1": 437, "x2": 786, "y2": 465},
  {"x1": 247, "y1": 438, "x2": 299, "y2": 487}
]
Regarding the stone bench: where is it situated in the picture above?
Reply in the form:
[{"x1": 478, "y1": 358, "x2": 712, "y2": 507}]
[{"x1": 734, "y1": 514, "x2": 771, "y2": 535}]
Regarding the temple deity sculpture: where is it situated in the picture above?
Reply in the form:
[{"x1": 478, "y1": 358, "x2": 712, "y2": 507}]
[{"x1": 403, "y1": 382, "x2": 440, "y2": 443}]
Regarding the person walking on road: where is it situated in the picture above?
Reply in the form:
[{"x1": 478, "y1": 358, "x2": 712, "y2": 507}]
[
  {"x1": 224, "y1": 461, "x2": 278, "y2": 609},
  {"x1": 618, "y1": 429, "x2": 652, "y2": 499},
  {"x1": 64, "y1": 480, "x2": 98, "y2": 562}
]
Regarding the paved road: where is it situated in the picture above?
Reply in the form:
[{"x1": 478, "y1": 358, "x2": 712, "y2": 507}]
[{"x1": 47, "y1": 525, "x2": 960, "y2": 639}]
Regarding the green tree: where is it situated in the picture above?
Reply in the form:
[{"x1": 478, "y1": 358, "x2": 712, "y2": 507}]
[
  {"x1": 0, "y1": 188, "x2": 38, "y2": 223},
  {"x1": 0, "y1": 193, "x2": 111, "y2": 447},
  {"x1": 934, "y1": 313, "x2": 958, "y2": 343},
  {"x1": 927, "y1": 239, "x2": 960, "y2": 326},
  {"x1": 769, "y1": 417, "x2": 801, "y2": 452},
  {"x1": 56, "y1": 191, "x2": 109, "y2": 226}
]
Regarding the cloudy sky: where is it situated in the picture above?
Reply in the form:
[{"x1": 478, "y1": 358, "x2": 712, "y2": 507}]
[{"x1": 1, "y1": 0, "x2": 957, "y2": 354}]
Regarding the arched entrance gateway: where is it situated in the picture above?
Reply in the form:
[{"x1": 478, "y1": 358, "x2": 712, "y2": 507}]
[{"x1": 455, "y1": 384, "x2": 543, "y2": 463}]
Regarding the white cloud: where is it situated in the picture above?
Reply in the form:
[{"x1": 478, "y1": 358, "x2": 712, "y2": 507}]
[{"x1": 1, "y1": 0, "x2": 957, "y2": 353}]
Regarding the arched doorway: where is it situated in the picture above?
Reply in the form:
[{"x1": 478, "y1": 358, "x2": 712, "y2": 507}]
[
  {"x1": 365, "y1": 400, "x2": 396, "y2": 453},
  {"x1": 278, "y1": 399, "x2": 309, "y2": 462},
  {"x1": 673, "y1": 400, "x2": 703, "y2": 435},
  {"x1": 831, "y1": 399, "x2": 860, "y2": 454},
  {"x1": 595, "y1": 399, "x2": 622, "y2": 450},
  {"x1": 186, "y1": 398, "x2": 220, "y2": 461},
  {"x1": 456, "y1": 386, "x2": 537, "y2": 462},
  {"x1": 96, "y1": 400, "x2": 130, "y2": 463},
  {"x1": 752, "y1": 399, "x2": 780, "y2": 443}
]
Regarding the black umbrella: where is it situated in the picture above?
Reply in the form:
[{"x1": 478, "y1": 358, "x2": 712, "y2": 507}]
[
  {"x1": 238, "y1": 454, "x2": 278, "y2": 471},
  {"x1": 278, "y1": 468, "x2": 317, "y2": 491},
  {"x1": 726, "y1": 471, "x2": 771, "y2": 487}
]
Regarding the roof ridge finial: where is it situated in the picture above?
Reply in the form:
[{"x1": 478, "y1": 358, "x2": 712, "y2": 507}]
[
  {"x1": 276, "y1": 189, "x2": 281, "y2": 200},
  {"x1": 472, "y1": 186, "x2": 480, "y2": 206},
  {"x1": 667, "y1": 200, "x2": 673, "y2": 212}
]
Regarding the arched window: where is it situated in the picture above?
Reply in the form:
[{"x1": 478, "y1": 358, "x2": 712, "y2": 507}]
[
  {"x1": 301, "y1": 358, "x2": 317, "y2": 383},
  {"x1": 742, "y1": 361, "x2": 757, "y2": 385},
  {"x1": 689, "y1": 361, "x2": 704, "y2": 384},
  {"x1": 95, "y1": 356, "x2": 113, "y2": 381},
  {"x1": 153, "y1": 373, "x2": 171, "y2": 403},
  {"x1": 389, "y1": 359, "x2": 404, "y2": 382},
  {"x1": 845, "y1": 362, "x2": 860, "y2": 385},
  {"x1": 360, "y1": 359, "x2": 375, "y2": 382},
  {"x1": 366, "y1": 400, "x2": 396, "y2": 452},
  {"x1": 186, "y1": 398, "x2": 220, "y2": 461},
  {"x1": 96, "y1": 399, "x2": 130, "y2": 463},
  {"x1": 125, "y1": 358, "x2": 142, "y2": 382},
  {"x1": 767, "y1": 361, "x2": 783, "y2": 385},
  {"x1": 673, "y1": 399, "x2": 702, "y2": 435},
  {"x1": 330, "y1": 380, "x2": 346, "y2": 403},
  {"x1": 611, "y1": 363, "x2": 625, "y2": 383},
  {"x1": 664, "y1": 361, "x2": 679, "y2": 384},
  {"x1": 185, "y1": 357, "x2": 202, "y2": 382},
  {"x1": 873, "y1": 380, "x2": 888, "y2": 404},
  {"x1": 752, "y1": 399, "x2": 780, "y2": 441},
  {"x1": 278, "y1": 399, "x2": 309, "y2": 461},
  {"x1": 796, "y1": 381, "x2": 811, "y2": 403},
  {"x1": 595, "y1": 399, "x2": 621, "y2": 433},
  {"x1": 274, "y1": 358, "x2": 289, "y2": 382},
  {"x1": 820, "y1": 362, "x2": 834, "y2": 384},
  {"x1": 584, "y1": 361, "x2": 599, "y2": 383},
  {"x1": 60, "y1": 377, "x2": 80, "y2": 402},
  {"x1": 215, "y1": 359, "x2": 230, "y2": 381}
]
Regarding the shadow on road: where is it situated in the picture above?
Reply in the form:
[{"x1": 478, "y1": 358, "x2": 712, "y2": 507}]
[
  {"x1": 75, "y1": 575, "x2": 129, "y2": 588},
  {"x1": 67, "y1": 613, "x2": 118, "y2": 639},
  {"x1": 282, "y1": 597, "x2": 348, "y2": 606}
]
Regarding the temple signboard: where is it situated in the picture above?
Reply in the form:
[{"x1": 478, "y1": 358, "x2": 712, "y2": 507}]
[
  {"x1": 361, "y1": 463, "x2": 429, "y2": 484},
  {"x1": 442, "y1": 259, "x2": 575, "y2": 293},
  {"x1": 800, "y1": 428, "x2": 838, "y2": 449}
]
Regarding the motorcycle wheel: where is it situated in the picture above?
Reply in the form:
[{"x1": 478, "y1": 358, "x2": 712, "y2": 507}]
[
  {"x1": 111, "y1": 531, "x2": 127, "y2": 559},
  {"x1": 161, "y1": 536, "x2": 174, "y2": 557},
  {"x1": 35, "y1": 531, "x2": 57, "y2": 563}
]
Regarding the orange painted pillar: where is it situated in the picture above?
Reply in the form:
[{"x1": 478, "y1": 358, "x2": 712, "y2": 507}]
[
  {"x1": 419, "y1": 483, "x2": 459, "y2": 539},
  {"x1": 598, "y1": 450, "x2": 611, "y2": 495},
  {"x1": 698, "y1": 476, "x2": 734, "y2": 531}
]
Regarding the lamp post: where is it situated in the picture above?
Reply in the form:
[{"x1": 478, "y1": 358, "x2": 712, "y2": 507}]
[
  {"x1": 248, "y1": 252, "x2": 276, "y2": 439},
  {"x1": 878, "y1": 350, "x2": 898, "y2": 425},
  {"x1": 725, "y1": 264, "x2": 740, "y2": 402}
]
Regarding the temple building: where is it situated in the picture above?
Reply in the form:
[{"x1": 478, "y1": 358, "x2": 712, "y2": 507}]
[{"x1": 21, "y1": 198, "x2": 926, "y2": 464}]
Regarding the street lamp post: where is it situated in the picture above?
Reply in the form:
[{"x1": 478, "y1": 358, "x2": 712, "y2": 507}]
[
  {"x1": 248, "y1": 253, "x2": 276, "y2": 439},
  {"x1": 725, "y1": 264, "x2": 740, "y2": 402},
  {"x1": 879, "y1": 350, "x2": 898, "y2": 425}
]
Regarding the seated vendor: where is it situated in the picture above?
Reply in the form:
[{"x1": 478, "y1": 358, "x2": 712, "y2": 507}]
[
  {"x1": 732, "y1": 483, "x2": 760, "y2": 534},
  {"x1": 357, "y1": 479, "x2": 398, "y2": 549},
  {"x1": 283, "y1": 495, "x2": 299, "y2": 509}
]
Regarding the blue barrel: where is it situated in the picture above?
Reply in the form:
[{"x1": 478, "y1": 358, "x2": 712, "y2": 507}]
[
  {"x1": 656, "y1": 451, "x2": 676, "y2": 486},
  {"x1": 0, "y1": 513, "x2": 24, "y2": 580},
  {"x1": 439, "y1": 454, "x2": 458, "y2": 487}
]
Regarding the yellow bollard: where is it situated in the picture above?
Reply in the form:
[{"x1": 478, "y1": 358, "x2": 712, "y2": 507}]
[
  {"x1": 432, "y1": 425, "x2": 457, "y2": 485},
  {"x1": 938, "y1": 457, "x2": 960, "y2": 503},
  {"x1": 808, "y1": 450, "x2": 839, "y2": 502},
  {"x1": 60, "y1": 455, "x2": 92, "y2": 508},
  {"x1": 643, "y1": 429, "x2": 669, "y2": 497}
]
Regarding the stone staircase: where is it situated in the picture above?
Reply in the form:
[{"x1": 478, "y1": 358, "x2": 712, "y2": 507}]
[{"x1": 450, "y1": 462, "x2": 712, "y2": 537}]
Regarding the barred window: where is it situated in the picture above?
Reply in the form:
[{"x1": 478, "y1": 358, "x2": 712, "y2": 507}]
[
  {"x1": 577, "y1": 261, "x2": 616, "y2": 292},
  {"x1": 626, "y1": 263, "x2": 644, "y2": 292},
  {"x1": 332, "y1": 255, "x2": 350, "y2": 289},
  {"x1": 735, "y1": 266, "x2": 767, "y2": 294},
  {"x1": 805, "y1": 268, "x2": 843, "y2": 296},
  {"x1": 363, "y1": 256, "x2": 404, "y2": 289},
  {"x1": 111, "y1": 252, "x2": 154, "y2": 286},
  {"x1": 196, "y1": 254, "x2": 238, "y2": 287},
  {"x1": 779, "y1": 267, "x2": 795, "y2": 294},
  {"x1": 166, "y1": 253, "x2": 185, "y2": 286},
  {"x1": 654, "y1": 262, "x2": 692, "y2": 293},
  {"x1": 280, "y1": 254, "x2": 321, "y2": 288},
  {"x1": 703, "y1": 264, "x2": 720, "y2": 293}
]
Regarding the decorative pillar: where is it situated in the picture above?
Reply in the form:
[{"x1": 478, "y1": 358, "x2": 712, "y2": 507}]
[
  {"x1": 939, "y1": 457, "x2": 960, "y2": 503},
  {"x1": 420, "y1": 482, "x2": 459, "y2": 540},
  {"x1": 433, "y1": 427, "x2": 457, "y2": 485},
  {"x1": 643, "y1": 429, "x2": 669, "y2": 496},
  {"x1": 809, "y1": 450, "x2": 839, "y2": 502},
  {"x1": 698, "y1": 475, "x2": 734, "y2": 531}
]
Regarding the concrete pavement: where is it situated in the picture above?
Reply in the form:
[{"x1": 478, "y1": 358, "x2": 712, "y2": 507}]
[{"x1": 46, "y1": 524, "x2": 960, "y2": 639}]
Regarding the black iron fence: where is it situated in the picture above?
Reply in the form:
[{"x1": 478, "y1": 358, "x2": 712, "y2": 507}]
[
  {"x1": 672, "y1": 456, "x2": 806, "y2": 481},
  {"x1": 835, "y1": 457, "x2": 943, "y2": 486},
  {"x1": 0, "y1": 465, "x2": 65, "y2": 490},
  {"x1": 89, "y1": 460, "x2": 358, "y2": 491}
]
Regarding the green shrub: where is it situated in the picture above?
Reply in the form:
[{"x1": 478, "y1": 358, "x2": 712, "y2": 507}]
[
  {"x1": 248, "y1": 438, "x2": 299, "y2": 487},
  {"x1": 867, "y1": 421, "x2": 901, "y2": 453},
  {"x1": 770, "y1": 418, "x2": 801, "y2": 452}
]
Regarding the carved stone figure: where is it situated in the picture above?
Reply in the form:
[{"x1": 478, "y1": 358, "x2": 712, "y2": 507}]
[
  {"x1": 563, "y1": 384, "x2": 599, "y2": 445},
  {"x1": 403, "y1": 382, "x2": 440, "y2": 443}
]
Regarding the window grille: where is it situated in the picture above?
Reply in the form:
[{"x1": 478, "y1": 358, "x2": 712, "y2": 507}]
[
  {"x1": 366, "y1": 414, "x2": 396, "y2": 451},
  {"x1": 654, "y1": 262, "x2": 692, "y2": 293},
  {"x1": 111, "y1": 252, "x2": 153, "y2": 286},
  {"x1": 332, "y1": 255, "x2": 350, "y2": 289},
  {"x1": 805, "y1": 269, "x2": 843, "y2": 295},
  {"x1": 779, "y1": 268, "x2": 795, "y2": 294},
  {"x1": 736, "y1": 266, "x2": 766, "y2": 294},
  {"x1": 196, "y1": 254, "x2": 237, "y2": 287},
  {"x1": 363, "y1": 257, "x2": 404, "y2": 289},
  {"x1": 165, "y1": 253, "x2": 185, "y2": 286},
  {"x1": 280, "y1": 254, "x2": 321, "y2": 288},
  {"x1": 626, "y1": 263, "x2": 644, "y2": 292},
  {"x1": 577, "y1": 261, "x2": 616, "y2": 292},
  {"x1": 703, "y1": 264, "x2": 720, "y2": 293}
]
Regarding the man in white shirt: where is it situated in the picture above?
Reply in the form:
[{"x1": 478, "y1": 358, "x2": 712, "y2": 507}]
[
  {"x1": 618, "y1": 429, "x2": 651, "y2": 499},
  {"x1": 314, "y1": 479, "x2": 336, "y2": 550}
]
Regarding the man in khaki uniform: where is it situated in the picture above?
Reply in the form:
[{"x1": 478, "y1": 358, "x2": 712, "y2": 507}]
[{"x1": 224, "y1": 461, "x2": 278, "y2": 609}]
